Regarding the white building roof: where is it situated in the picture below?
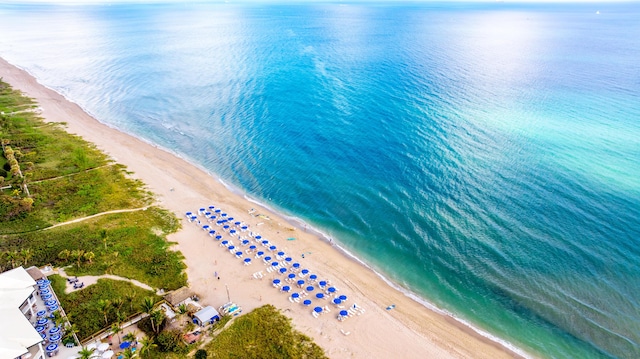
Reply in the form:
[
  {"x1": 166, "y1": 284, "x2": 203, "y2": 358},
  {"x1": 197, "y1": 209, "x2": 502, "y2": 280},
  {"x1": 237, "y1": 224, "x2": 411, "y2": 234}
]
[
  {"x1": 193, "y1": 306, "x2": 220, "y2": 324},
  {"x1": 0, "y1": 267, "x2": 42, "y2": 359}
]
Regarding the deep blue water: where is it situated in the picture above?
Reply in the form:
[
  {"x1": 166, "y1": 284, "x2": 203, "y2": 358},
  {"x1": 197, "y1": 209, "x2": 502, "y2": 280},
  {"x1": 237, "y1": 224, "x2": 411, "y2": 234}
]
[{"x1": 1, "y1": 2, "x2": 639, "y2": 358}]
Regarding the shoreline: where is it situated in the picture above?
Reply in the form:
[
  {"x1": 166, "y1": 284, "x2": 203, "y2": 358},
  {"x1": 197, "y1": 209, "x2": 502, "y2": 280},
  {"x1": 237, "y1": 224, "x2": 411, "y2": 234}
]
[{"x1": 1, "y1": 56, "x2": 529, "y2": 359}]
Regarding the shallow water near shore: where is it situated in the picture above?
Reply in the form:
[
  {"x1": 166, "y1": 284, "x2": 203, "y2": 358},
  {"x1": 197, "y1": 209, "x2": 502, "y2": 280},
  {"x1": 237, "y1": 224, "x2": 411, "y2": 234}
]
[{"x1": 1, "y1": 2, "x2": 640, "y2": 358}]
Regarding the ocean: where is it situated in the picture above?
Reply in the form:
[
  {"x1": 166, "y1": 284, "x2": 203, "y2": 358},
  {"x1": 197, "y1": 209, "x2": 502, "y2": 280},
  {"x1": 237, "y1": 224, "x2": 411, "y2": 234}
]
[{"x1": 1, "y1": 2, "x2": 639, "y2": 358}]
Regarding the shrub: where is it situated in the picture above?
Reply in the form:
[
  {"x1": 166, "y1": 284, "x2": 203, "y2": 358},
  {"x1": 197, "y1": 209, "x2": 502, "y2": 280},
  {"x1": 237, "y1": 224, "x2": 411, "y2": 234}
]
[
  {"x1": 195, "y1": 349, "x2": 207, "y2": 359},
  {"x1": 156, "y1": 329, "x2": 187, "y2": 353}
]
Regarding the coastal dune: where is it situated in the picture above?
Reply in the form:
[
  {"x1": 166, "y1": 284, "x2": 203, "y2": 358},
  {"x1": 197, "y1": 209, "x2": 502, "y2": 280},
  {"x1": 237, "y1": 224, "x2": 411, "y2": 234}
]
[{"x1": 1, "y1": 57, "x2": 524, "y2": 359}]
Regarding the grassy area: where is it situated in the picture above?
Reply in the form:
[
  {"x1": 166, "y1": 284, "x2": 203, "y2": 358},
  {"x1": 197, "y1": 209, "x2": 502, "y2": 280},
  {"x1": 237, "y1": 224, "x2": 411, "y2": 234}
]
[
  {"x1": 0, "y1": 80, "x2": 150, "y2": 233},
  {"x1": 50, "y1": 275, "x2": 160, "y2": 341},
  {"x1": 204, "y1": 305, "x2": 327, "y2": 359},
  {"x1": 2, "y1": 207, "x2": 186, "y2": 290}
]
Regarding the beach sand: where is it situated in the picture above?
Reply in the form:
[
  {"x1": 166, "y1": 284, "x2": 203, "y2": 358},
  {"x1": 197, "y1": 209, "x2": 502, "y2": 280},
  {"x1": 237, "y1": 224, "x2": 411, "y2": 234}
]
[{"x1": 1, "y1": 57, "x2": 525, "y2": 359}]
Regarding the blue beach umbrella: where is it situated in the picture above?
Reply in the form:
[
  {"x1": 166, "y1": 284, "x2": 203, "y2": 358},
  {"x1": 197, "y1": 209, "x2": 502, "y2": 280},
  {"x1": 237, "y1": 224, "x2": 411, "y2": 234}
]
[
  {"x1": 333, "y1": 298, "x2": 342, "y2": 305},
  {"x1": 40, "y1": 288, "x2": 50, "y2": 294},
  {"x1": 221, "y1": 240, "x2": 228, "y2": 246},
  {"x1": 36, "y1": 310, "x2": 46, "y2": 317},
  {"x1": 271, "y1": 262, "x2": 279, "y2": 267},
  {"x1": 208, "y1": 206, "x2": 215, "y2": 210},
  {"x1": 297, "y1": 280, "x2": 305, "y2": 286},
  {"x1": 303, "y1": 299, "x2": 312, "y2": 306},
  {"x1": 199, "y1": 207, "x2": 205, "y2": 213},
  {"x1": 309, "y1": 274, "x2": 318, "y2": 281},
  {"x1": 49, "y1": 326, "x2": 61, "y2": 335},
  {"x1": 339, "y1": 295, "x2": 347, "y2": 301},
  {"x1": 277, "y1": 251, "x2": 285, "y2": 257},
  {"x1": 45, "y1": 300, "x2": 57, "y2": 306},
  {"x1": 292, "y1": 263, "x2": 300, "y2": 269},
  {"x1": 328, "y1": 287, "x2": 336, "y2": 293},
  {"x1": 316, "y1": 293, "x2": 325, "y2": 299},
  {"x1": 262, "y1": 240, "x2": 269, "y2": 246},
  {"x1": 202, "y1": 225, "x2": 210, "y2": 230},
  {"x1": 285, "y1": 257, "x2": 293, "y2": 262},
  {"x1": 269, "y1": 245, "x2": 277, "y2": 251},
  {"x1": 340, "y1": 310, "x2": 349, "y2": 316},
  {"x1": 37, "y1": 318, "x2": 48, "y2": 326},
  {"x1": 227, "y1": 217, "x2": 234, "y2": 221},
  {"x1": 36, "y1": 326, "x2": 45, "y2": 333},
  {"x1": 244, "y1": 258, "x2": 251, "y2": 263},
  {"x1": 234, "y1": 221, "x2": 241, "y2": 225},
  {"x1": 319, "y1": 281, "x2": 327, "y2": 287},
  {"x1": 279, "y1": 268, "x2": 287, "y2": 274},
  {"x1": 255, "y1": 235, "x2": 262, "y2": 240},
  {"x1": 301, "y1": 269, "x2": 309, "y2": 275},
  {"x1": 249, "y1": 245, "x2": 257, "y2": 250},
  {"x1": 228, "y1": 245, "x2": 235, "y2": 251},
  {"x1": 282, "y1": 286, "x2": 291, "y2": 292},
  {"x1": 256, "y1": 251, "x2": 264, "y2": 257},
  {"x1": 314, "y1": 306, "x2": 323, "y2": 313},
  {"x1": 273, "y1": 279, "x2": 281, "y2": 285},
  {"x1": 291, "y1": 293, "x2": 300, "y2": 299},
  {"x1": 235, "y1": 251, "x2": 243, "y2": 257},
  {"x1": 264, "y1": 256, "x2": 272, "y2": 262},
  {"x1": 119, "y1": 342, "x2": 131, "y2": 349},
  {"x1": 223, "y1": 225, "x2": 230, "y2": 230},
  {"x1": 242, "y1": 240, "x2": 249, "y2": 245},
  {"x1": 230, "y1": 229, "x2": 237, "y2": 235},
  {"x1": 215, "y1": 209, "x2": 221, "y2": 213},
  {"x1": 288, "y1": 273, "x2": 296, "y2": 279},
  {"x1": 48, "y1": 305, "x2": 59, "y2": 312},
  {"x1": 306, "y1": 286, "x2": 315, "y2": 292},
  {"x1": 50, "y1": 334, "x2": 62, "y2": 342},
  {"x1": 46, "y1": 343, "x2": 58, "y2": 352},
  {"x1": 209, "y1": 230, "x2": 216, "y2": 236},
  {"x1": 221, "y1": 213, "x2": 227, "y2": 217},
  {"x1": 215, "y1": 235, "x2": 222, "y2": 240},
  {"x1": 241, "y1": 226, "x2": 248, "y2": 231}
]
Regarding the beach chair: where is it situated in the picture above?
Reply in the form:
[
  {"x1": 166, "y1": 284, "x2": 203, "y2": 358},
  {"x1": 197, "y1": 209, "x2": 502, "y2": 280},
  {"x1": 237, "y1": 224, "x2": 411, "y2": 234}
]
[
  {"x1": 323, "y1": 305, "x2": 331, "y2": 313},
  {"x1": 312, "y1": 311, "x2": 319, "y2": 319}
]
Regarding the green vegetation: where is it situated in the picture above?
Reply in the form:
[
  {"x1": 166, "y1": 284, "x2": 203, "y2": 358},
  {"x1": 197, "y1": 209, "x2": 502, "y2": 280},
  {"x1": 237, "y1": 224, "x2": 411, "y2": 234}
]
[
  {"x1": 50, "y1": 275, "x2": 160, "y2": 341},
  {"x1": 205, "y1": 305, "x2": 327, "y2": 359}
]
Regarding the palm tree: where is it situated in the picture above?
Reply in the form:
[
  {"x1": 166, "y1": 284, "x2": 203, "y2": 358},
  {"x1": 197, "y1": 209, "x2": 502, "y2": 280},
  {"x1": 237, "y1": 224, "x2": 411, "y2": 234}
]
[
  {"x1": 96, "y1": 299, "x2": 111, "y2": 325},
  {"x1": 20, "y1": 248, "x2": 32, "y2": 266},
  {"x1": 83, "y1": 251, "x2": 95, "y2": 264},
  {"x1": 124, "y1": 289, "x2": 136, "y2": 311},
  {"x1": 123, "y1": 331, "x2": 137, "y2": 345},
  {"x1": 112, "y1": 298, "x2": 124, "y2": 318},
  {"x1": 100, "y1": 229, "x2": 108, "y2": 250},
  {"x1": 151, "y1": 310, "x2": 165, "y2": 334},
  {"x1": 58, "y1": 249, "x2": 70, "y2": 263},
  {"x1": 77, "y1": 346, "x2": 96, "y2": 359},
  {"x1": 110, "y1": 321, "x2": 123, "y2": 344},
  {"x1": 120, "y1": 348, "x2": 138, "y2": 359},
  {"x1": 140, "y1": 297, "x2": 156, "y2": 332},
  {"x1": 6, "y1": 250, "x2": 18, "y2": 268},
  {"x1": 71, "y1": 249, "x2": 85, "y2": 268},
  {"x1": 138, "y1": 336, "x2": 157, "y2": 358}
]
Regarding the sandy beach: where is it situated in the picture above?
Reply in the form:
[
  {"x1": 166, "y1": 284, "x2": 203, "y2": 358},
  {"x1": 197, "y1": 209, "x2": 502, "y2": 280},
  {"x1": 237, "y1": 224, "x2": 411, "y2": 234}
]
[{"x1": 1, "y1": 57, "x2": 525, "y2": 359}]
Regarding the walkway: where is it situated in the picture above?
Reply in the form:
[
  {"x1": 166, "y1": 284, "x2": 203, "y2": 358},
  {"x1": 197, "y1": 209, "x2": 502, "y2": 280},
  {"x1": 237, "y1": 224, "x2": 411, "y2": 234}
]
[
  {"x1": 57, "y1": 267, "x2": 156, "y2": 294},
  {"x1": 43, "y1": 206, "x2": 150, "y2": 231}
]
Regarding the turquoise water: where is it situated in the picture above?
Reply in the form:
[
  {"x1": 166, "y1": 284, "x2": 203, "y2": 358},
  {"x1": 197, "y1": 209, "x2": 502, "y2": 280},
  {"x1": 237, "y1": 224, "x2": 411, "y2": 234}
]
[{"x1": 1, "y1": 2, "x2": 639, "y2": 358}]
